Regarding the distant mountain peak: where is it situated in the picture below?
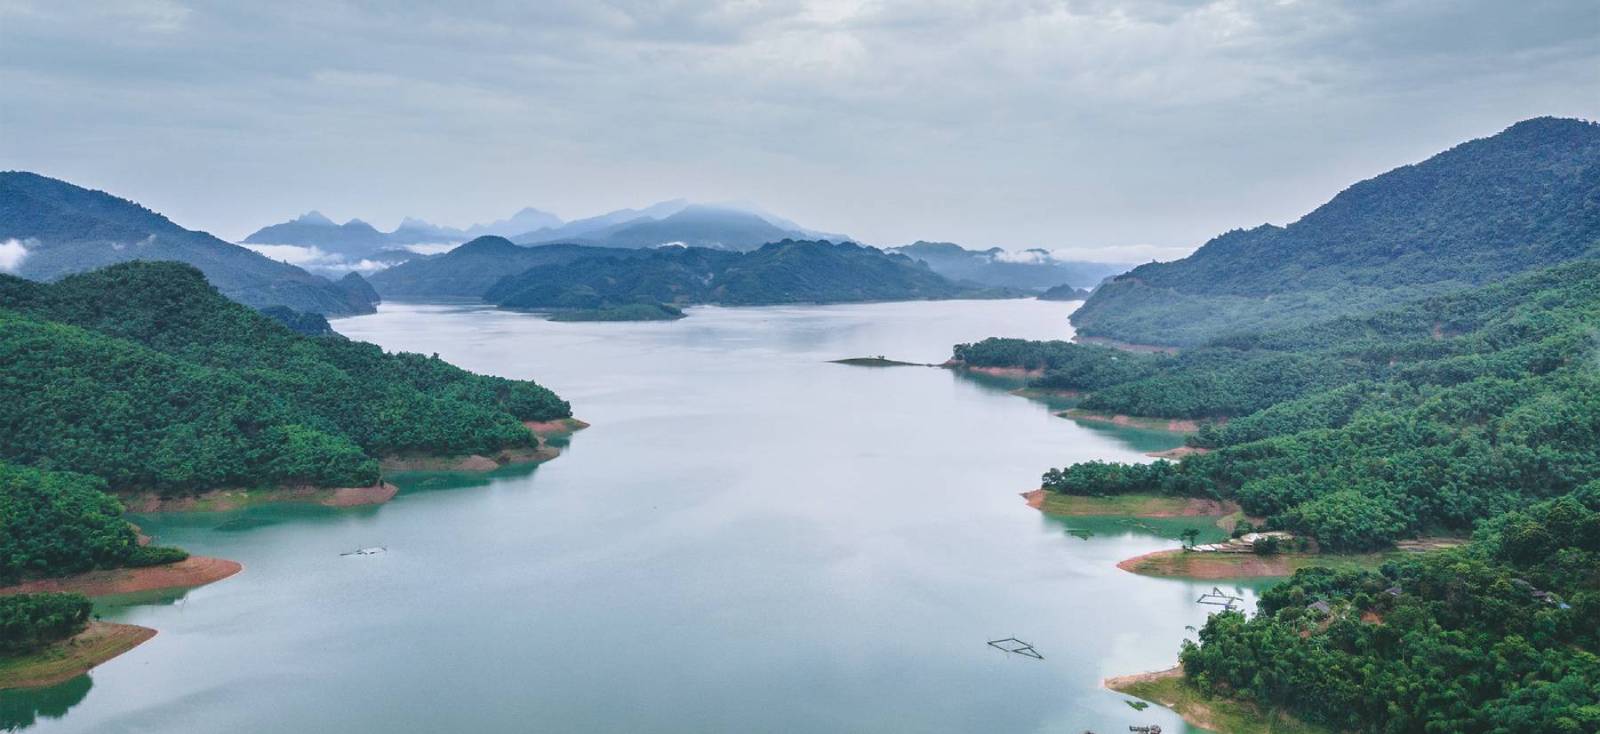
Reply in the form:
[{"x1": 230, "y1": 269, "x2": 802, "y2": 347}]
[{"x1": 295, "y1": 210, "x2": 335, "y2": 225}]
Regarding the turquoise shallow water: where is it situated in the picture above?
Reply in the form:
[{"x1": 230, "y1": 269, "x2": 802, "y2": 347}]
[{"x1": 5, "y1": 298, "x2": 1267, "y2": 733}]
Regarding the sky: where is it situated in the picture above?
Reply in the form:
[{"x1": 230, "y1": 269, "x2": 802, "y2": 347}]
[{"x1": 1, "y1": 1, "x2": 1596, "y2": 262}]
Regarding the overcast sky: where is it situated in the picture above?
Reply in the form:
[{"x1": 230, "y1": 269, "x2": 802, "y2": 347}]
[{"x1": 2, "y1": 1, "x2": 1596, "y2": 261}]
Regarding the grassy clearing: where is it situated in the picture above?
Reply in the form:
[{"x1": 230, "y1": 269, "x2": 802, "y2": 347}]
[
  {"x1": 1119, "y1": 548, "x2": 1395, "y2": 580},
  {"x1": 1109, "y1": 668, "x2": 1332, "y2": 734},
  {"x1": 1037, "y1": 493, "x2": 1190, "y2": 516},
  {"x1": 0, "y1": 622, "x2": 155, "y2": 690}
]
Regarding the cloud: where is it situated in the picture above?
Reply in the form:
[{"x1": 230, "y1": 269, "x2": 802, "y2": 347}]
[
  {"x1": 239, "y1": 243, "x2": 406, "y2": 274},
  {"x1": 0, "y1": 239, "x2": 30, "y2": 273},
  {"x1": 989, "y1": 249, "x2": 1048, "y2": 264},
  {"x1": 402, "y1": 242, "x2": 457, "y2": 255},
  {"x1": 1, "y1": 1, "x2": 1595, "y2": 250},
  {"x1": 1039, "y1": 244, "x2": 1200, "y2": 265}
]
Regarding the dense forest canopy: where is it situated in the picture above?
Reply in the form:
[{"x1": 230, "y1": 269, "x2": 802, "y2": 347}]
[
  {"x1": 0, "y1": 262, "x2": 570, "y2": 496},
  {"x1": 1180, "y1": 489, "x2": 1600, "y2": 733},
  {"x1": 1070, "y1": 117, "x2": 1600, "y2": 347},
  {"x1": 0, "y1": 462, "x2": 187, "y2": 585},
  {"x1": 0, "y1": 593, "x2": 94, "y2": 654},
  {"x1": 952, "y1": 122, "x2": 1600, "y2": 730},
  {"x1": 967, "y1": 259, "x2": 1600, "y2": 551}
]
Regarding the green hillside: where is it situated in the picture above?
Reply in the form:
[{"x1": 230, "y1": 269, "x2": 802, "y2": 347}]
[
  {"x1": 486, "y1": 240, "x2": 1001, "y2": 312},
  {"x1": 367, "y1": 237, "x2": 642, "y2": 300},
  {"x1": 0, "y1": 172, "x2": 377, "y2": 317},
  {"x1": 0, "y1": 262, "x2": 569, "y2": 496},
  {"x1": 960, "y1": 259, "x2": 1600, "y2": 550},
  {"x1": 1072, "y1": 117, "x2": 1600, "y2": 347}
]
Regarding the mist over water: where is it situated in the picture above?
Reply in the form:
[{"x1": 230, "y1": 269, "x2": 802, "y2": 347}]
[{"x1": 7, "y1": 299, "x2": 1265, "y2": 733}]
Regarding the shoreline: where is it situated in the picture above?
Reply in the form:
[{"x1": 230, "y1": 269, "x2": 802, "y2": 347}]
[
  {"x1": 939, "y1": 360, "x2": 1044, "y2": 379},
  {"x1": 524, "y1": 417, "x2": 591, "y2": 438},
  {"x1": 1116, "y1": 547, "x2": 1390, "y2": 580},
  {"x1": 0, "y1": 622, "x2": 158, "y2": 691},
  {"x1": 123, "y1": 418, "x2": 590, "y2": 513},
  {"x1": 1105, "y1": 666, "x2": 1328, "y2": 734},
  {"x1": 380, "y1": 444, "x2": 559, "y2": 473},
  {"x1": 121, "y1": 482, "x2": 399, "y2": 513},
  {"x1": 1020, "y1": 482, "x2": 1336, "y2": 730},
  {"x1": 1022, "y1": 489, "x2": 1239, "y2": 519},
  {"x1": 1059, "y1": 408, "x2": 1205, "y2": 433},
  {"x1": 0, "y1": 556, "x2": 243, "y2": 598}
]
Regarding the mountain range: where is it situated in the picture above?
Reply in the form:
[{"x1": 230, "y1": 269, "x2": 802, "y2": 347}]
[
  {"x1": 885, "y1": 241, "x2": 1127, "y2": 291},
  {"x1": 367, "y1": 238, "x2": 647, "y2": 300},
  {"x1": 0, "y1": 172, "x2": 377, "y2": 316},
  {"x1": 1072, "y1": 116, "x2": 1600, "y2": 347},
  {"x1": 243, "y1": 200, "x2": 847, "y2": 260}
]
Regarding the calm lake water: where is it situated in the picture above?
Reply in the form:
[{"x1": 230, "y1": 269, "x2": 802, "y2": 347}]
[{"x1": 6, "y1": 299, "x2": 1266, "y2": 733}]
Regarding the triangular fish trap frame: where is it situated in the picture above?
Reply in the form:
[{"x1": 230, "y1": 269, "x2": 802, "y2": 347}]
[{"x1": 987, "y1": 637, "x2": 1044, "y2": 659}]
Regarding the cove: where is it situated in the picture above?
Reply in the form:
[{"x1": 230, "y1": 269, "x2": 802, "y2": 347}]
[{"x1": 5, "y1": 299, "x2": 1269, "y2": 733}]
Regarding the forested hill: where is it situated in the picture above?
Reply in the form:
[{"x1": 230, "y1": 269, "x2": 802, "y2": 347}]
[
  {"x1": 486, "y1": 239, "x2": 1006, "y2": 311},
  {"x1": 959, "y1": 258, "x2": 1600, "y2": 551},
  {"x1": 0, "y1": 172, "x2": 377, "y2": 316},
  {"x1": 0, "y1": 261, "x2": 570, "y2": 495},
  {"x1": 367, "y1": 237, "x2": 644, "y2": 300},
  {"x1": 1072, "y1": 117, "x2": 1600, "y2": 346},
  {"x1": 1181, "y1": 489, "x2": 1600, "y2": 732}
]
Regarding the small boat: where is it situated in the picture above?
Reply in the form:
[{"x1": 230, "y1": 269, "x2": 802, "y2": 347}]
[{"x1": 341, "y1": 546, "x2": 387, "y2": 556}]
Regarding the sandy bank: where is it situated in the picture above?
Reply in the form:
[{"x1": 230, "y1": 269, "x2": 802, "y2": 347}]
[
  {"x1": 0, "y1": 556, "x2": 242, "y2": 598},
  {"x1": 1022, "y1": 489, "x2": 1238, "y2": 518},
  {"x1": 1105, "y1": 666, "x2": 1328, "y2": 734},
  {"x1": 523, "y1": 417, "x2": 591, "y2": 438},
  {"x1": 0, "y1": 622, "x2": 157, "y2": 690},
  {"x1": 940, "y1": 360, "x2": 1045, "y2": 379},
  {"x1": 1104, "y1": 665, "x2": 1184, "y2": 694},
  {"x1": 1059, "y1": 409, "x2": 1205, "y2": 433},
  {"x1": 386, "y1": 418, "x2": 587, "y2": 472},
  {"x1": 1116, "y1": 547, "x2": 1393, "y2": 580},
  {"x1": 381, "y1": 444, "x2": 559, "y2": 473},
  {"x1": 121, "y1": 482, "x2": 398, "y2": 513}
]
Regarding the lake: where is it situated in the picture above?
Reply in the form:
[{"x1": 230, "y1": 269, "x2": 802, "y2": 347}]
[{"x1": 5, "y1": 299, "x2": 1265, "y2": 733}]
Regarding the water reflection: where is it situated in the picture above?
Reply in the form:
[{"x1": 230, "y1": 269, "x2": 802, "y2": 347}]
[{"x1": 0, "y1": 677, "x2": 92, "y2": 732}]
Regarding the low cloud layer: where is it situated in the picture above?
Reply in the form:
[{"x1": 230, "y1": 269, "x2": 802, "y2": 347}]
[
  {"x1": 240, "y1": 243, "x2": 406, "y2": 274},
  {"x1": 2, "y1": 1, "x2": 1595, "y2": 257},
  {"x1": 0, "y1": 239, "x2": 31, "y2": 273}
]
